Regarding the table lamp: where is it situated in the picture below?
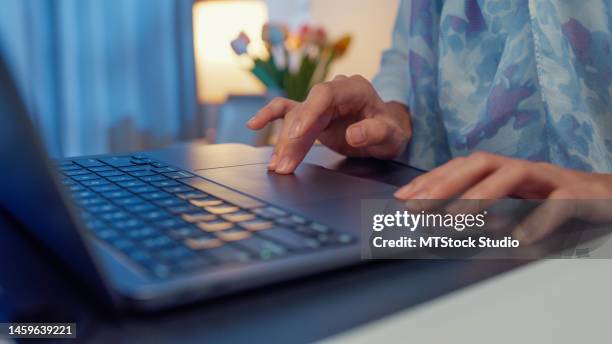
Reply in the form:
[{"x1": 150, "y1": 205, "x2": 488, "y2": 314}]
[{"x1": 193, "y1": 0, "x2": 269, "y2": 104}]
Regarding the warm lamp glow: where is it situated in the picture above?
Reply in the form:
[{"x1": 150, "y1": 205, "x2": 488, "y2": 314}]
[{"x1": 193, "y1": 0, "x2": 268, "y2": 103}]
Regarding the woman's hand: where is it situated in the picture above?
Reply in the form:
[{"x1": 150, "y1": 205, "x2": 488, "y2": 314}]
[
  {"x1": 247, "y1": 75, "x2": 412, "y2": 174},
  {"x1": 394, "y1": 152, "x2": 612, "y2": 244}
]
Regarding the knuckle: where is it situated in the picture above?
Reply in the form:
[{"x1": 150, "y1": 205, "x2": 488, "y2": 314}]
[
  {"x1": 269, "y1": 97, "x2": 287, "y2": 109},
  {"x1": 311, "y1": 82, "x2": 333, "y2": 96},
  {"x1": 349, "y1": 74, "x2": 367, "y2": 84}
]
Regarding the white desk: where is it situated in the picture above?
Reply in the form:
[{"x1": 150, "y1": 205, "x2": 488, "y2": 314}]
[{"x1": 326, "y1": 259, "x2": 612, "y2": 343}]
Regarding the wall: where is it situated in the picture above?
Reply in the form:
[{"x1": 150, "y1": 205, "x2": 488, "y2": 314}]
[
  {"x1": 267, "y1": 0, "x2": 400, "y2": 81},
  {"x1": 310, "y1": 0, "x2": 400, "y2": 80}
]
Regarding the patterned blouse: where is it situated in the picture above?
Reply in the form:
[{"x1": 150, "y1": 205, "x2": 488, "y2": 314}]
[{"x1": 373, "y1": 0, "x2": 612, "y2": 172}]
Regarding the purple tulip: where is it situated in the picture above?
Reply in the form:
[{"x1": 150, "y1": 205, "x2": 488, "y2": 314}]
[{"x1": 231, "y1": 32, "x2": 250, "y2": 55}]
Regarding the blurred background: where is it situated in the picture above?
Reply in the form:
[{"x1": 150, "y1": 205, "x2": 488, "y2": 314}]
[{"x1": 0, "y1": 0, "x2": 399, "y2": 158}]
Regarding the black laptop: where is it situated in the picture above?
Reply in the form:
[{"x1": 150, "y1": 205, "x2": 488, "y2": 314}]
[{"x1": 0, "y1": 54, "x2": 402, "y2": 311}]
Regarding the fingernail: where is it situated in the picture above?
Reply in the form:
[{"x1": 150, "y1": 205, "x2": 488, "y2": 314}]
[
  {"x1": 394, "y1": 183, "x2": 416, "y2": 199},
  {"x1": 247, "y1": 116, "x2": 256, "y2": 125},
  {"x1": 347, "y1": 125, "x2": 366, "y2": 145},
  {"x1": 275, "y1": 156, "x2": 292, "y2": 174},
  {"x1": 288, "y1": 120, "x2": 303, "y2": 139},
  {"x1": 268, "y1": 154, "x2": 278, "y2": 170},
  {"x1": 395, "y1": 183, "x2": 421, "y2": 199},
  {"x1": 411, "y1": 189, "x2": 429, "y2": 199}
]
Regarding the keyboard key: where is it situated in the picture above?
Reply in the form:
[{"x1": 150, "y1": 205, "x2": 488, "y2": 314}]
[
  {"x1": 113, "y1": 196, "x2": 143, "y2": 206},
  {"x1": 163, "y1": 185, "x2": 193, "y2": 193},
  {"x1": 109, "y1": 238, "x2": 135, "y2": 251},
  {"x1": 72, "y1": 174, "x2": 100, "y2": 181},
  {"x1": 337, "y1": 233, "x2": 354, "y2": 244},
  {"x1": 167, "y1": 204, "x2": 201, "y2": 214},
  {"x1": 73, "y1": 158, "x2": 105, "y2": 167},
  {"x1": 169, "y1": 226, "x2": 202, "y2": 239},
  {"x1": 127, "y1": 250, "x2": 153, "y2": 264},
  {"x1": 154, "y1": 198, "x2": 186, "y2": 208},
  {"x1": 316, "y1": 233, "x2": 354, "y2": 245},
  {"x1": 289, "y1": 215, "x2": 307, "y2": 225},
  {"x1": 215, "y1": 228, "x2": 252, "y2": 242},
  {"x1": 142, "y1": 236, "x2": 175, "y2": 249},
  {"x1": 176, "y1": 191, "x2": 208, "y2": 200},
  {"x1": 204, "y1": 205, "x2": 241, "y2": 215},
  {"x1": 222, "y1": 211, "x2": 256, "y2": 223},
  {"x1": 117, "y1": 180, "x2": 146, "y2": 188},
  {"x1": 107, "y1": 175, "x2": 136, "y2": 183},
  {"x1": 120, "y1": 165, "x2": 149, "y2": 172},
  {"x1": 252, "y1": 206, "x2": 287, "y2": 219},
  {"x1": 204, "y1": 244, "x2": 251, "y2": 263},
  {"x1": 139, "y1": 209, "x2": 171, "y2": 221},
  {"x1": 141, "y1": 191, "x2": 172, "y2": 200},
  {"x1": 140, "y1": 175, "x2": 168, "y2": 183},
  {"x1": 163, "y1": 171, "x2": 193, "y2": 179},
  {"x1": 310, "y1": 222, "x2": 330, "y2": 234},
  {"x1": 234, "y1": 236, "x2": 287, "y2": 259},
  {"x1": 99, "y1": 156, "x2": 135, "y2": 167},
  {"x1": 88, "y1": 166, "x2": 115, "y2": 172},
  {"x1": 154, "y1": 218, "x2": 187, "y2": 230},
  {"x1": 129, "y1": 185, "x2": 158, "y2": 194},
  {"x1": 197, "y1": 220, "x2": 234, "y2": 232},
  {"x1": 95, "y1": 229, "x2": 120, "y2": 240},
  {"x1": 185, "y1": 237, "x2": 224, "y2": 250},
  {"x1": 76, "y1": 197, "x2": 106, "y2": 207},
  {"x1": 82, "y1": 179, "x2": 111, "y2": 188},
  {"x1": 190, "y1": 198, "x2": 223, "y2": 207},
  {"x1": 294, "y1": 225, "x2": 319, "y2": 237},
  {"x1": 97, "y1": 170, "x2": 124, "y2": 177},
  {"x1": 238, "y1": 219, "x2": 274, "y2": 231},
  {"x1": 100, "y1": 211, "x2": 130, "y2": 221},
  {"x1": 84, "y1": 219, "x2": 106, "y2": 231},
  {"x1": 66, "y1": 184, "x2": 85, "y2": 192},
  {"x1": 130, "y1": 158, "x2": 151, "y2": 165},
  {"x1": 72, "y1": 191, "x2": 96, "y2": 199},
  {"x1": 85, "y1": 203, "x2": 119, "y2": 214},
  {"x1": 158, "y1": 246, "x2": 193, "y2": 261},
  {"x1": 275, "y1": 217, "x2": 300, "y2": 227},
  {"x1": 58, "y1": 164, "x2": 82, "y2": 172},
  {"x1": 61, "y1": 179, "x2": 76, "y2": 186},
  {"x1": 63, "y1": 169, "x2": 89, "y2": 176},
  {"x1": 182, "y1": 177, "x2": 264, "y2": 209},
  {"x1": 152, "y1": 166, "x2": 179, "y2": 173},
  {"x1": 129, "y1": 170, "x2": 157, "y2": 177},
  {"x1": 102, "y1": 190, "x2": 131, "y2": 199},
  {"x1": 151, "y1": 180, "x2": 180, "y2": 188},
  {"x1": 258, "y1": 227, "x2": 320, "y2": 250},
  {"x1": 113, "y1": 218, "x2": 145, "y2": 230},
  {"x1": 181, "y1": 212, "x2": 217, "y2": 223},
  {"x1": 126, "y1": 227, "x2": 158, "y2": 239},
  {"x1": 124, "y1": 202, "x2": 156, "y2": 213},
  {"x1": 55, "y1": 160, "x2": 75, "y2": 167}
]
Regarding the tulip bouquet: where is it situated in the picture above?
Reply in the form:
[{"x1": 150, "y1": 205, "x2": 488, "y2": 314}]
[{"x1": 231, "y1": 23, "x2": 351, "y2": 102}]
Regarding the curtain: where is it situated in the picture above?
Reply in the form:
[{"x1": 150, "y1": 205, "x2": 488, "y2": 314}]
[{"x1": 0, "y1": 0, "x2": 198, "y2": 158}]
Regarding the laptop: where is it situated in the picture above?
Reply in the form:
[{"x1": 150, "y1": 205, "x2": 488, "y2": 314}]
[{"x1": 0, "y1": 54, "x2": 403, "y2": 311}]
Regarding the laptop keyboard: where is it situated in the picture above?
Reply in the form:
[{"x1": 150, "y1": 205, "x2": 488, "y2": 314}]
[{"x1": 53, "y1": 155, "x2": 355, "y2": 279}]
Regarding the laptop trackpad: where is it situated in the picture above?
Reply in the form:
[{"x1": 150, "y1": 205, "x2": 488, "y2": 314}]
[{"x1": 194, "y1": 163, "x2": 398, "y2": 232}]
